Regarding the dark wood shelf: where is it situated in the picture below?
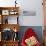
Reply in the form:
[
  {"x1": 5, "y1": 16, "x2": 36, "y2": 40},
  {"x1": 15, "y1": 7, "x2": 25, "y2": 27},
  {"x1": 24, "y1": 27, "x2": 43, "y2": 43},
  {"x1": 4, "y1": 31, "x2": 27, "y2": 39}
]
[
  {"x1": 0, "y1": 7, "x2": 19, "y2": 46},
  {"x1": 0, "y1": 24, "x2": 20, "y2": 32},
  {"x1": 0, "y1": 40, "x2": 19, "y2": 46}
]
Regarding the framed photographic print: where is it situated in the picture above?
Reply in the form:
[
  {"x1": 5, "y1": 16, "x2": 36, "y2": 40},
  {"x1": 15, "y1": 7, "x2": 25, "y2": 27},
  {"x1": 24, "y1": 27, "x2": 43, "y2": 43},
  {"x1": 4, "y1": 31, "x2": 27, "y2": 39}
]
[{"x1": 2, "y1": 10, "x2": 9, "y2": 15}]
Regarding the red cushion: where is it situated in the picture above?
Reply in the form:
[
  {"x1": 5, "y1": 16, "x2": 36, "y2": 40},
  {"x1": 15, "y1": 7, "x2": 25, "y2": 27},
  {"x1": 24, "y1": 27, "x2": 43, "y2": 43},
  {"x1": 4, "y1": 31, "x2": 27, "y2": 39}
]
[{"x1": 21, "y1": 28, "x2": 41, "y2": 46}]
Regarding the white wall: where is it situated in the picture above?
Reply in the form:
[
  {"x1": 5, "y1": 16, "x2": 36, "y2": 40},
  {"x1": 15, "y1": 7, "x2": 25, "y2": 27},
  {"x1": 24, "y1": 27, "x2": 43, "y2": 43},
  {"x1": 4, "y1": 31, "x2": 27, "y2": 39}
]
[
  {"x1": 18, "y1": 0, "x2": 44, "y2": 26},
  {"x1": 0, "y1": 0, "x2": 15, "y2": 7},
  {"x1": 0, "y1": 0, "x2": 44, "y2": 26}
]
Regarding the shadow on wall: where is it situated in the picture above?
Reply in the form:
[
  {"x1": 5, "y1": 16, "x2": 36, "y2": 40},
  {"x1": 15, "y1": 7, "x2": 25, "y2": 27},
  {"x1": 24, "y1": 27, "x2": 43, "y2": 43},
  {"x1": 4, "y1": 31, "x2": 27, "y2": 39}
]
[{"x1": 18, "y1": 26, "x2": 43, "y2": 44}]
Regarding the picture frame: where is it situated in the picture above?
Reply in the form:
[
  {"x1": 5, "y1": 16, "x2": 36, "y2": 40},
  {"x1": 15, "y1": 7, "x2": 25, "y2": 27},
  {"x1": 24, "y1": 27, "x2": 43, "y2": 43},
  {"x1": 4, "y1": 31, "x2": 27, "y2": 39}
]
[{"x1": 2, "y1": 10, "x2": 9, "y2": 15}]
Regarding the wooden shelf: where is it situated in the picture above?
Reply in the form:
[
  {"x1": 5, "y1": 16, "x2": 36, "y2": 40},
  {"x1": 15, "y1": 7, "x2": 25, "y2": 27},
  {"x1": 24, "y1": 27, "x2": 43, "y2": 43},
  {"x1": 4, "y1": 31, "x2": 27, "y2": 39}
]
[
  {"x1": 2, "y1": 40, "x2": 19, "y2": 42},
  {"x1": 0, "y1": 24, "x2": 20, "y2": 32},
  {"x1": 0, "y1": 7, "x2": 19, "y2": 46},
  {"x1": 0, "y1": 7, "x2": 19, "y2": 10},
  {"x1": 1, "y1": 13, "x2": 19, "y2": 16},
  {"x1": 0, "y1": 40, "x2": 19, "y2": 46}
]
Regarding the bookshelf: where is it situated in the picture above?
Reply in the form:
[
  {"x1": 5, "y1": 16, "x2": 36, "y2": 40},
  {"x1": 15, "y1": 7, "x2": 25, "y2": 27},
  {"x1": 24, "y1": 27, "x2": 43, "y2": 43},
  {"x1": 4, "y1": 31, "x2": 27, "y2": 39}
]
[{"x1": 0, "y1": 7, "x2": 20, "y2": 46}]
